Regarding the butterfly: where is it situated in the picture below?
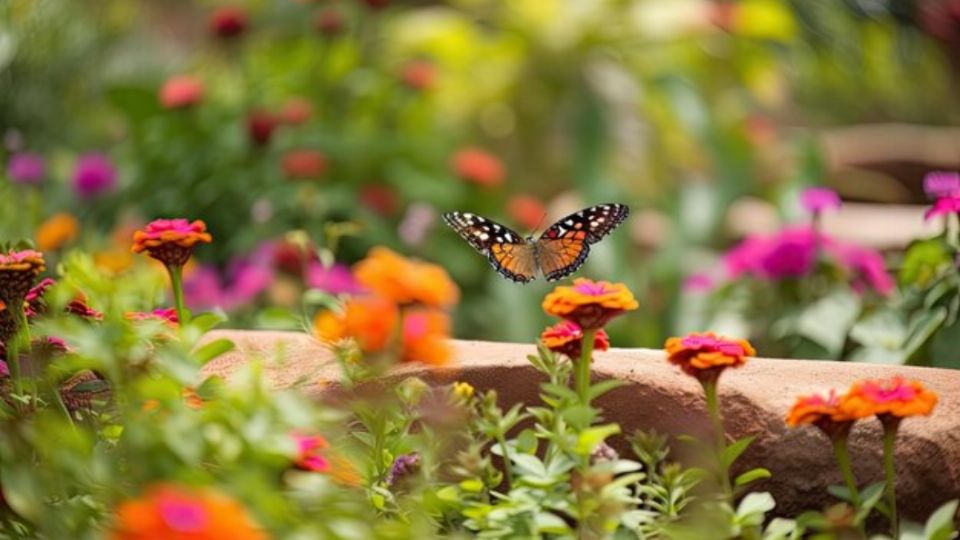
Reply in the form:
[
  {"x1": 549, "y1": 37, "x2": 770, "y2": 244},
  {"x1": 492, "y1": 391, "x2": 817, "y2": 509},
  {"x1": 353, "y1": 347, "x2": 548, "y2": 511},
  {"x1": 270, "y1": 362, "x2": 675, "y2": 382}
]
[{"x1": 442, "y1": 203, "x2": 629, "y2": 283}]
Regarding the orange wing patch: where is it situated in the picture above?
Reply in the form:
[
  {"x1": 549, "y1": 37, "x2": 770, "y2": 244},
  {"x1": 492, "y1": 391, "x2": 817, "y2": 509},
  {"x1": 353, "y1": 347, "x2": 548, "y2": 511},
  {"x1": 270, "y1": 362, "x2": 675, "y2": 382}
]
[
  {"x1": 489, "y1": 243, "x2": 538, "y2": 283},
  {"x1": 537, "y1": 237, "x2": 589, "y2": 281}
]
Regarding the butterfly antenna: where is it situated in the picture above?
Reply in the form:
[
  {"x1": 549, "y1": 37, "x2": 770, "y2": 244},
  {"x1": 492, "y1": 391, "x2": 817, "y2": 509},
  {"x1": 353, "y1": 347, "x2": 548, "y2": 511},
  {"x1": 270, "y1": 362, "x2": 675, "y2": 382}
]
[{"x1": 531, "y1": 210, "x2": 549, "y2": 235}]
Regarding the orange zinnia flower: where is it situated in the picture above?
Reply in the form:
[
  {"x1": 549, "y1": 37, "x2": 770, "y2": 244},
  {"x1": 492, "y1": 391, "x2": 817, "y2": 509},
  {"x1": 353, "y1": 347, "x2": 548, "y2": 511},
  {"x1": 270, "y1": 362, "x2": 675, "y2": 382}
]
[
  {"x1": 839, "y1": 377, "x2": 938, "y2": 421},
  {"x1": 313, "y1": 296, "x2": 398, "y2": 353},
  {"x1": 540, "y1": 320, "x2": 610, "y2": 359},
  {"x1": 664, "y1": 331, "x2": 755, "y2": 382},
  {"x1": 36, "y1": 212, "x2": 79, "y2": 251},
  {"x1": 353, "y1": 247, "x2": 459, "y2": 308},
  {"x1": 542, "y1": 278, "x2": 638, "y2": 330},
  {"x1": 132, "y1": 219, "x2": 212, "y2": 267},
  {"x1": 0, "y1": 249, "x2": 46, "y2": 305},
  {"x1": 110, "y1": 484, "x2": 269, "y2": 540},
  {"x1": 402, "y1": 309, "x2": 451, "y2": 365},
  {"x1": 786, "y1": 391, "x2": 858, "y2": 440}
]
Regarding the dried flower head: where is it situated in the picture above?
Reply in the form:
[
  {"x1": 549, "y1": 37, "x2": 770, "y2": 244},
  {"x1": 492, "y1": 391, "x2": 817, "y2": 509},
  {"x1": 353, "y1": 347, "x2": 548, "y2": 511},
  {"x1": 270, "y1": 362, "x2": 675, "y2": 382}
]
[
  {"x1": 540, "y1": 320, "x2": 610, "y2": 359},
  {"x1": 542, "y1": 278, "x2": 638, "y2": 330},
  {"x1": 664, "y1": 331, "x2": 755, "y2": 383},
  {"x1": 0, "y1": 249, "x2": 46, "y2": 305},
  {"x1": 132, "y1": 219, "x2": 212, "y2": 267},
  {"x1": 110, "y1": 484, "x2": 268, "y2": 540}
]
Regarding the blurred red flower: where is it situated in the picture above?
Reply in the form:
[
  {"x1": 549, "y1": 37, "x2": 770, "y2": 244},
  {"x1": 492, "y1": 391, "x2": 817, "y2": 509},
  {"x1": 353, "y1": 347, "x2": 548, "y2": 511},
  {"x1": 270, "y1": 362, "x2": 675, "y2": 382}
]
[
  {"x1": 279, "y1": 97, "x2": 312, "y2": 125},
  {"x1": 400, "y1": 60, "x2": 437, "y2": 91},
  {"x1": 507, "y1": 194, "x2": 546, "y2": 231},
  {"x1": 281, "y1": 149, "x2": 327, "y2": 180},
  {"x1": 246, "y1": 110, "x2": 277, "y2": 147},
  {"x1": 314, "y1": 8, "x2": 344, "y2": 36},
  {"x1": 159, "y1": 75, "x2": 204, "y2": 109},
  {"x1": 210, "y1": 6, "x2": 248, "y2": 39},
  {"x1": 360, "y1": 184, "x2": 398, "y2": 216},
  {"x1": 361, "y1": 0, "x2": 390, "y2": 10},
  {"x1": 451, "y1": 147, "x2": 504, "y2": 187}
]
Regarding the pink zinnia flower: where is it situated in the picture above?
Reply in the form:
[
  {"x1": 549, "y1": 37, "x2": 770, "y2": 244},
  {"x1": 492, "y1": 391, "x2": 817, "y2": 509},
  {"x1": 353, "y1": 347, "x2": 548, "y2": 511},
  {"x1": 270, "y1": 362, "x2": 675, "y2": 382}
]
[
  {"x1": 540, "y1": 320, "x2": 610, "y2": 358},
  {"x1": 923, "y1": 171, "x2": 960, "y2": 199},
  {"x1": 832, "y1": 243, "x2": 894, "y2": 296},
  {"x1": 7, "y1": 153, "x2": 46, "y2": 185},
  {"x1": 306, "y1": 262, "x2": 362, "y2": 295},
  {"x1": 72, "y1": 154, "x2": 117, "y2": 199},
  {"x1": 799, "y1": 187, "x2": 842, "y2": 214},
  {"x1": 293, "y1": 433, "x2": 330, "y2": 472},
  {"x1": 924, "y1": 195, "x2": 960, "y2": 221},
  {"x1": 159, "y1": 75, "x2": 204, "y2": 109},
  {"x1": 131, "y1": 218, "x2": 212, "y2": 267},
  {"x1": 757, "y1": 227, "x2": 817, "y2": 278}
]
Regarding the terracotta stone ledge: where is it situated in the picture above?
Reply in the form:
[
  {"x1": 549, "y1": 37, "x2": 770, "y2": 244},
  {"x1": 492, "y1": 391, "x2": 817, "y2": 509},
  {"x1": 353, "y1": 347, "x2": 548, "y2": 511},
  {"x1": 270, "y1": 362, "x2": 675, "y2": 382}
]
[{"x1": 201, "y1": 330, "x2": 960, "y2": 520}]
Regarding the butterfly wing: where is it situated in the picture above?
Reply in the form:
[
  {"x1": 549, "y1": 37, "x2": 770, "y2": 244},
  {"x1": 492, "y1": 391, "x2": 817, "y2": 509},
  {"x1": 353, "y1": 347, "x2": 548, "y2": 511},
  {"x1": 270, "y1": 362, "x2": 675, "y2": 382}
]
[
  {"x1": 442, "y1": 212, "x2": 538, "y2": 283},
  {"x1": 536, "y1": 203, "x2": 630, "y2": 281}
]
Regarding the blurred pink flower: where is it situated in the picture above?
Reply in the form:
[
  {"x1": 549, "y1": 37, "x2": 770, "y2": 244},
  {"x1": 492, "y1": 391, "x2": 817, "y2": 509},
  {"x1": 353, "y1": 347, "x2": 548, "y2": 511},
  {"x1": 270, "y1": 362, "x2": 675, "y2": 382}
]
[
  {"x1": 682, "y1": 273, "x2": 715, "y2": 293},
  {"x1": 451, "y1": 147, "x2": 504, "y2": 187},
  {"x1": 306, "y1": 262, "x2": 362, "y2": 295},
  {"x1": 399, "y1": 202, "x2": 436, "y2": 246},
  {"x1": 924, "y1": 195, "x2": 960, "y2": 221},
  {"x1": 293, "y1": 433, "x2": 329, "y2": 472},
  {"x1": 126, "y1": 308, "x2": 179, "y2": 325},
  {"x1": 182, "y1": 266, "x2": 223, "y2": 309},
  {"x1": 159, "y1": 75, "x2": 204, "y2": 109},
  {"x1": 799, "y1": 187, "x2": 841, "y2": 214},
  {"x1": 72, "y1": 154, "x2": 117, "y2": 198},
  {"x1": 183, "y1": 247, "x2": 274, "y2": 311},
  {"x1": 210, "y1": 6, "x2": 248, "y2": 39},
  {"x1": 7, "y1": 153, "x2": 46, "y2": 184},
  {"x1": 0, "y1": 359, "x2": 8, "y2": 377},
  {"x1": 724, "y1": 226, "x2": 892, "y2": 295},
  {"x1": 923, "y1": 171, "x2": 960, "y2": 199}
]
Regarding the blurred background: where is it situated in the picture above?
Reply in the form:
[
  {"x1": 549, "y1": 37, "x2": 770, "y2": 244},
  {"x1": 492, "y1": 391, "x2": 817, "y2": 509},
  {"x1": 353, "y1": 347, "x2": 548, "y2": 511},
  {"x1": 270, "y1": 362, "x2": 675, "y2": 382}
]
[{"x1": 3, "y1": 0, "x2": 960, "y2": 364}]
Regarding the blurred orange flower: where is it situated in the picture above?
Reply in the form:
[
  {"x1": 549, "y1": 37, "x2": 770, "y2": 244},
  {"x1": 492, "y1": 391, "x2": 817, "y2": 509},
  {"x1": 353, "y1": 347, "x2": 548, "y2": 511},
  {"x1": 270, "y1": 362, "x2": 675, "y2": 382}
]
[
  {"x1": 400, "y1": 60, "x2": 437, "y2": 91},
  {"x1": 542, "y1": 278, "x2": 637, "y2": 330},
  {"x1": 353, "y1": 247, "x2": 459, "y2": 307},
  {"x1": 786, "y1": 391, "x2": 858, "y2": 440},
  {"x1": 451, "y1": 147, "x2": 504, "y2": 187},
  {"x1": 540, "y1": 320, "x2": 609, "y2": 359},
  {"x1": 402, "y1": 309, "x2": 451, "y2": 365},
  {"x1": 36, "y1": 212, "x2": 79, "y2": 251},
  {"x1": 507, "y1": 195, "x2": 546, "y2": 231},
  {"x1": 664, "y1": 332, "x2": 755, "y2": 380},
  {"x1": 110, "y1": 484, "x2": 268, "y2": 540},
  {"x1": 313, "y1": 296, "x2": 398, "y2": 353},
  {"x1": 839, "y1": 377, "x2": 938, "y2": 420},
  {"x1": 281, "y1": 149, "x2": 327, "y2": 180},
  {"x1": 132, "y1": 219, "x2": 212, "y2": 267}
]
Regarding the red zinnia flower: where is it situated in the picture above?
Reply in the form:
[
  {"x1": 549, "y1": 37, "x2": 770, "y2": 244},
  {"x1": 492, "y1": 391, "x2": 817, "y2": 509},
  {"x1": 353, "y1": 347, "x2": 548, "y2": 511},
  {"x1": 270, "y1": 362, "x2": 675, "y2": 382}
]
[
  {"x1": 451, "y1": 147, "x2": 505, "y2": 187},
  {"x1": 210, "y1": 6, "x2": 248, "y2": 39},
  {"x1": 540, "y1": 320, "x2": 609, "y2": 359},
  {"x1": 507, "y1": 194, "x2": 547, "y2": 231},
  {"x1": 281, "y1": 150, "x2": 327, "y2": 180},
  {"x1": 131, "y1": 219, "x2": 212, "y2": 267}
]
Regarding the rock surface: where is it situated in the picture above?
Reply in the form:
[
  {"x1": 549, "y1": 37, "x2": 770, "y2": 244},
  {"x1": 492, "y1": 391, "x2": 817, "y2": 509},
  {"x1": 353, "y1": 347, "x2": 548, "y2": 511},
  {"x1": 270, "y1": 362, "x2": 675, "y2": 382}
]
[{"x1": 201, "y1": 330, "x2": 960, "y2": 520}]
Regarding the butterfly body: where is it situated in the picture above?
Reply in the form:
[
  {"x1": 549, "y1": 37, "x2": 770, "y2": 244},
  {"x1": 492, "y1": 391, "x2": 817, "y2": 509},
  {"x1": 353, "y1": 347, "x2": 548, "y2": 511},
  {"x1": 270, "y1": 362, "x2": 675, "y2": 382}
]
[{"x1": 442, "y1": 203, "x2": 629, "y2": 283}]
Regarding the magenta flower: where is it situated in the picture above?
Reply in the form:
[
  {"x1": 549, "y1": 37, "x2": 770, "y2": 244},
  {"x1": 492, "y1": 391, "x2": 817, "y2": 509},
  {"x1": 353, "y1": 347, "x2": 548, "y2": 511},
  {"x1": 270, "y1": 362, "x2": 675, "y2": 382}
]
[
  {"x1": 306, "y1": 262, "x2": 363, "y2": 295},
  {"x1": 799, "y1": 187, "x2": 842, "y2": 214},
  {"x1": 157, "y1": 493, "x2": 208, "y2": 533},
  {"x1": 126, "y1": 308, "x2": 179, "y2": 325},
  {"x1": 682, "y1": 273, "x2": 715, "y2": 292},
  {"x1": 7, "y1": 153, "x2": 46, "y2": 185},
  {"x1": 182, "y1": 266, "x2": 224, "y2": 310},
  {"x1": 833, "y1": 244, "x2": 894, "y2": 296},
  {"x1": 0, "y1": 359, "x2": 8, "y2": 377},
  {"x1": 923, "y1": 171, "x2": 960, "y2": 199},
  {"x1": 72, "y1": 154, "x2": 117, "y2": 198},
  {"x1": 924, "y1": 196, "x2": 960, "y2": 221},
  {"x1": 293, "y1": 433, "x2": 330, "y2": 472},
  {"x1": 758, "y1": 228, "x2": 817, "y2": 278}
]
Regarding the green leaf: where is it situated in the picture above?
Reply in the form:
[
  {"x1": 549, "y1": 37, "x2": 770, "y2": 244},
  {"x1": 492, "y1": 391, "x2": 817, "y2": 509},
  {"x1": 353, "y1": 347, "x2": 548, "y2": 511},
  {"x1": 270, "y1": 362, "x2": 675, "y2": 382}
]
[
  {"x1": 576, "y1": 424, "x2": 621, "y2": 455},
  {"x1": 849, "y1": 309, "x2": 906, "y2": 349},
  {"x1": 900, "y1": 238, "x2": 951, "y2": 287},
  {"x1": 736, "y1": 492, "x2": 776, "y2": 525},
  {"x1": 436, "y1": 486, "x2": 460, "y2": 503},
  {"x1": 722, "y1": 436, "x2": 755, "y2": 468},
  {"x1": 302, "y1": 289, "x2": 341, "y2": 310},
  {"x1": 459, "y1": 479, "x2": 484, "y2": 493},
  {"x1": 67, "y1": 378, "x2": 111, "y2": 394},
  {"x1": 193, "y1": 338, "x2": 235, "y2": 365},
  {"x1": 795, "y1": 288, "x2": 861, "y2": 356},
  {"x1": 534, "y1": 512, "x2": 572, "y2": 534},
  {"x1": 588, "y1": 379, "x2": 627, "y2": 401},
  {"x1": 735, "y1": 467, "x2": 771, "y2": 487},
  {"x1": 255, "y1": 307, "x2": 303, "y2": 330},
  {"x1": 0, "y1": 465, "x2": 43, "y2": 521},
  {"x1": 106, "y1": 84, "x2": 163, "y2": 124},
  {"x1": 903, "y1": 307, "x2": 948, "y2": 360},
  {"x1": 923, "y1": 499, "x2": 958, "y2": 540}
]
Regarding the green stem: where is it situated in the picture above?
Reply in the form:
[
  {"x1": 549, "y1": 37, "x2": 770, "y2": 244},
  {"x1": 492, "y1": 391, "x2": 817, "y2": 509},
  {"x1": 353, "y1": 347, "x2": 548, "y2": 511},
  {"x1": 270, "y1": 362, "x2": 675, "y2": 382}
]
[
  {"x1": 576, "y1": 329, "x2": 597, "y2": 406},
  {"x1": 8, "y1": 301, "x2": 31, "y2": 399},
  {"x1": 496, "y1": 431, "x2": 514, "y2": 489},
  {"x1": 882, "y1": 424, "x2": 899, "y2": 537},
  {"x1": 167, "y1": 265, "x2": 188, "y2": 325},
  {"x1": 703, "y1": 380, "x2": 732, "y2": 500},
  {"x1": 831, "y1": 437, "x2": 861, "y2": 508}
]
